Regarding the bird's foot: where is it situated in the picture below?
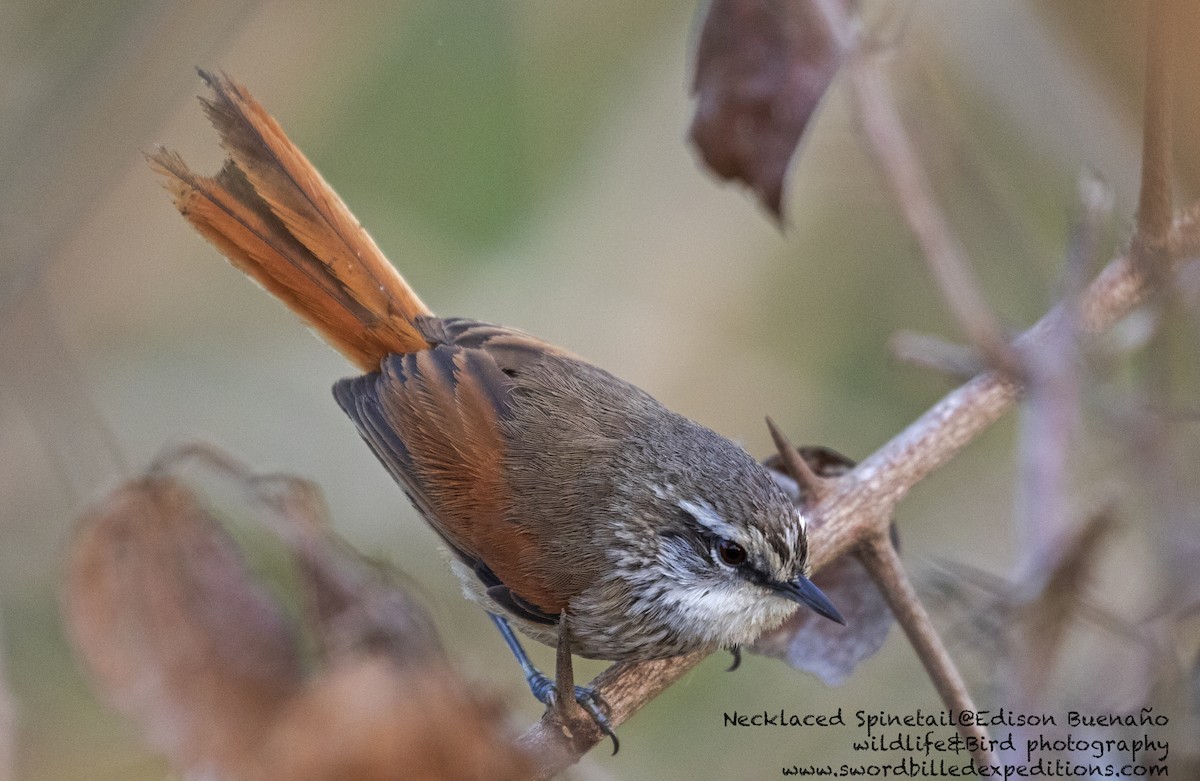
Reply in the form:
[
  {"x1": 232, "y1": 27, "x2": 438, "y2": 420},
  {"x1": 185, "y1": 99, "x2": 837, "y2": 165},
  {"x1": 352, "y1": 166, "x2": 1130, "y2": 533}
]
[{"x1": 526, "y1": 670, "x2": 618, "y2": 754}]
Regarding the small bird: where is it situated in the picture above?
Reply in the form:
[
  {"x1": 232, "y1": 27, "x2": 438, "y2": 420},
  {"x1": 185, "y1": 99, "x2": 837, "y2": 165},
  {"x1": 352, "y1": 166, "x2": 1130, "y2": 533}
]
[{"x1": 152, "y1": 71, "x2": 843, "y2": 748}]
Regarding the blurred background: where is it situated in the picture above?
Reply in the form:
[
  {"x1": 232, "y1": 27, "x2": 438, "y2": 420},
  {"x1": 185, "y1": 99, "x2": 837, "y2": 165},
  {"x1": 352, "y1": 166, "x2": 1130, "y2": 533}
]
[{"x1": 1, "y1": 1, "x2": 1197, "y2": 778}]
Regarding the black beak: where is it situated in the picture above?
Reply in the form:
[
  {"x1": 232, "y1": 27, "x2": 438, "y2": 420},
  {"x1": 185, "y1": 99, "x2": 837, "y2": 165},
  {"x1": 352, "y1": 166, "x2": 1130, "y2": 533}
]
[{"x1": 773, "y1": 575, "x2": 846, "y2": 625}]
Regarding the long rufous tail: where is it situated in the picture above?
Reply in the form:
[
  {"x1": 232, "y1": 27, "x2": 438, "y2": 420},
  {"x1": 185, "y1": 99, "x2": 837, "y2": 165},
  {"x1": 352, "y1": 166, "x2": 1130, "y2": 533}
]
[{"x1": 149, "y1": 70, "x2": 432, "y2": 372}]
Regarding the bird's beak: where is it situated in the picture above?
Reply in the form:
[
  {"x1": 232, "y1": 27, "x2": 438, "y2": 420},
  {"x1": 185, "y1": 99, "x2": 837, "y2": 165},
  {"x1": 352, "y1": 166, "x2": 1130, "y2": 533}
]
[{"x1": 773, "y1": 575, "x2": 846, "y2": 625}]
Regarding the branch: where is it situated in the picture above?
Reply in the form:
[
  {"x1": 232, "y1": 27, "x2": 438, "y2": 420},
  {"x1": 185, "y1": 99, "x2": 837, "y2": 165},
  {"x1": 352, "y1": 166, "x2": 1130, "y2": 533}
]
[
  {"x1": 520, "y1": 217, "x2": 1166, "y2": 774},
  {"x1": 1134, "y1": 1, "x2": 1174, "y2": 257},
  {"x1": 1010, "y1": 175, "x2": 1109, "y2": 582},
  {"x1": 847, "y1": 32, "x2": 1021, "y2": 376},
  {"x1": 857, "y1": 534, "x2": 994, "y2": 767},
  {"x1": 766, "y1": 416, "x2": 834, "y2": 503},
  {"x1": 520, "y1": 7, "x2": 1189, "y2": 774},
  {"x1": 890, "y1": 330, "x2": 983, "y2": 380}
]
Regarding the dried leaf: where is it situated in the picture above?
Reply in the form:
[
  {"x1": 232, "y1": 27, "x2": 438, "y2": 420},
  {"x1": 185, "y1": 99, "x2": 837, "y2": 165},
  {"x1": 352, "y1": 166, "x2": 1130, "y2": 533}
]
[
  {"x1": 690, "y1": 0, "x2": 853, "y2": 217},
  {"x1": 751, "y1": 552, "x2": 892, "y2": 685},
  {"x1": 150, "y1": 444, "x2": 447, "y2": 664},
  {"x1": 250, "y1": 473, "x2": 445, "y2": 665},
  {"x1": 62, "y1": 475, "x2": 303, "y2": 773},
  {"x1": 753, "y1": 444, "x2": 893, "y2": 684},
  {"x1": 64, "y1": 455, "x2": 525, "y2": 780},
  {"x1": 241, "y1": 473, "x2": 527, "y2": 779},
  {"x1": 258, "y1": 655, "x2": 528, "y2": 781}
]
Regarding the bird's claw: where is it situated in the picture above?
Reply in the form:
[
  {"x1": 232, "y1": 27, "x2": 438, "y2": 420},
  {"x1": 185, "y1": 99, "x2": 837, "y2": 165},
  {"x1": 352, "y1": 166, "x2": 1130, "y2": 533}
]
[
  {"x1": 574, "y1": 686, "x2": 619, "y2": 755},
  {"x1": 526, "y1": 672, "x2": 618, "y2": 754}
]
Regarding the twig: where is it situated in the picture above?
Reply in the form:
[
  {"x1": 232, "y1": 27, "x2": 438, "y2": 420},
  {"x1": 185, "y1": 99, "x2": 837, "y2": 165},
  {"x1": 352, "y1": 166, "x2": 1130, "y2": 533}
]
[
  {"x1": 518, "y1": 651, "x2": 708, "y2": 780},
  {"x1": 889, "y1": 331, "x2": 983, "y2": 380},
  {"x1": 520, "y1": 8, "x2": 1192, "y2": 772},
  {"x1": 1168, "y1": 201, "x2": 1200, "y2": 257},
  {"x1": 1010, "y1": 175, "x2": 1109, "y2": 583},
  {"x1": 1130, "y1": 0, "x2": 1196, "y2": 625},
  {"x1": 0, "y1": 291, "x2": 129, "y2": 499},
  {"x1": 765, "y1": 416, "x2": 832, "y2": 503},
  {"x1": 857, "y1": 533, "x2": 995, "y2": 767},
  {"x1": 847, "y1": 39, "x2": 1021, "y2": 377},
  {"x1": 520, "y1": 215, "x2": 1165, "y2": 773},
  {"x1": 1134, "y1": 1, "x2": 1174, "y2": 258}
]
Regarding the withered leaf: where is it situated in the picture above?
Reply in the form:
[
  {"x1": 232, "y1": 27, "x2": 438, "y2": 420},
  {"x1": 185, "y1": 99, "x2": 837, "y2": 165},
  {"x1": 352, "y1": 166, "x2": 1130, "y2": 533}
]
[
  {"x1": 63, "y1": 456, "x2": 527, "y2": 781},
  {"x1": 753, "y1": 443, "x2": 893, "y2": 684},
  {"x1": 259, "y1": 655, "x2": 528, "y2": 781},
  {"x1": 751, "y1": 550, "x2": 893, "y2": 685},
  {"x1": 248, "y1": 473, "x2": 445, "y2": 665},
  {"x1": 62, "y1": 475, "x2": 303, "y2": 773},
  {"x1": 690, "y1": 0, "x2": 853, "y2": 218},
  {"x1": 243, "y1": 474, "x2": 528, "y2": 778}
]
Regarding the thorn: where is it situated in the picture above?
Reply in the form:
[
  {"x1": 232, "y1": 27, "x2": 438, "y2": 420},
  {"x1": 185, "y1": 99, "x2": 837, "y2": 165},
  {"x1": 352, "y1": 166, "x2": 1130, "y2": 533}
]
[{"x1": 765, "y1": 416, "x2": 832, "y2": 503}]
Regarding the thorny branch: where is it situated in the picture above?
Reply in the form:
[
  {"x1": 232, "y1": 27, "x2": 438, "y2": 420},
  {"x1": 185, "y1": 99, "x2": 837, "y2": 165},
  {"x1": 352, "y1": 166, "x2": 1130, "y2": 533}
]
[
  {"x1": 856, "y1": 536, "x2": 990, "y2": 755},
  {"x1": 1010, "y1": 175, "x2": 1107, "y2": 584},
  {"x1": 522, "y1": 210, "x2": 1191, "y2": 781},
  {"x1": 848, "y1": 44, "x2": 1022, "y2": 377},
  {"x1": 1134, "y1": 0, "x2": 1175, "y2": 257},
  {"x1": 519, "y1": 5, "x2": 1187, "y2": 776}
]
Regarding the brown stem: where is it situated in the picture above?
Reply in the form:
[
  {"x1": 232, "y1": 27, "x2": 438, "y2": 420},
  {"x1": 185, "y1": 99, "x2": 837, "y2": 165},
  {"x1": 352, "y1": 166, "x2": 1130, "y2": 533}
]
[
  {"x1": 848, "y1": 44, "x2": 1021, "y2": 377},
  {"x1": 519, "y1": 231, "x2": 1158, "y2": 775},
  {"x1": 766, "y1": 416, "x2": 832, "y2": 503},
  {"x1": 1010, "y1": 178, "x2": 1106, "y2": 580},
  {"x1": 1134, "y1": 0, "x2": 1174, "y2": 255},
  {"x1": 857, "y1": 533, "x2": 996, "y2": 767},
  {"x1": 519, "y1": 651, "x2": 707, "y2": 780},
  {"x1": 889, "y1": 330, "x2": 983, "y2": 380},
  {"x1": 519, "y1": 9, "x2": 1185, "y2": 773}
]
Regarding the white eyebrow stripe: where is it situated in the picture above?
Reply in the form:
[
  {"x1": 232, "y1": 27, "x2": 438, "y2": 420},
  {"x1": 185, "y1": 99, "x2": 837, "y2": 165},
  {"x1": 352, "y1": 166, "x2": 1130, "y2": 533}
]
[{"x1": 677, "y1": 499, "x2": 739, "y2": 540}]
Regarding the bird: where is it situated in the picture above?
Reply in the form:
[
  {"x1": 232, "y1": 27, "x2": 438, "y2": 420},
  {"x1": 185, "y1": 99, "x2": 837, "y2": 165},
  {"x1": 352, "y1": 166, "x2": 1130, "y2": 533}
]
[{"x1": 151, "y1": 70, "x2": 844, "y2": 749}]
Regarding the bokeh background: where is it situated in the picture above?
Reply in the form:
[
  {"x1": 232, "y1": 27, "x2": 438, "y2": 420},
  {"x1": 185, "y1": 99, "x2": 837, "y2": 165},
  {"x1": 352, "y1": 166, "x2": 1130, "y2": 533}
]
[{"x1": 2, "y1": 1, "x2": 1197, "y2": 778}]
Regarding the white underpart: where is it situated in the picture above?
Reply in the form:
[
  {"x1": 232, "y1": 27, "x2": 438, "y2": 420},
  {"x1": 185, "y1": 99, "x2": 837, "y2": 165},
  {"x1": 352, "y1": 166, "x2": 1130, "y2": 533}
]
[{"x1": 647, "y1": 536, "x2": 798, "y2": 647}]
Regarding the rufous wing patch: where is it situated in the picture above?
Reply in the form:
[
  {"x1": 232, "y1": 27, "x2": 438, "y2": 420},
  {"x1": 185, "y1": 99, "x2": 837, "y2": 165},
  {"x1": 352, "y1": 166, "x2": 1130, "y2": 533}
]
[{"x1": 337, "y1": 347, "x2": 565, "y2": 615}]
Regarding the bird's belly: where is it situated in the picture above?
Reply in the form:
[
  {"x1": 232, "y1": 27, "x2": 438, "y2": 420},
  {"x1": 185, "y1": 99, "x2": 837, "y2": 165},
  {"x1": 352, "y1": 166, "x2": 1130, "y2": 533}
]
[{"x1": 450, "y1": 558, "x2": 707, "y2": 660}]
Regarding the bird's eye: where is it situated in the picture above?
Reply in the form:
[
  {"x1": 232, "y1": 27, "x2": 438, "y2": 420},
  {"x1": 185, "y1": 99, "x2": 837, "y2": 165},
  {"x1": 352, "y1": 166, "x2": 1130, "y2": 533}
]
[{"x1": 716, "y1": 539, "x2": 747, "y2": 567}]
